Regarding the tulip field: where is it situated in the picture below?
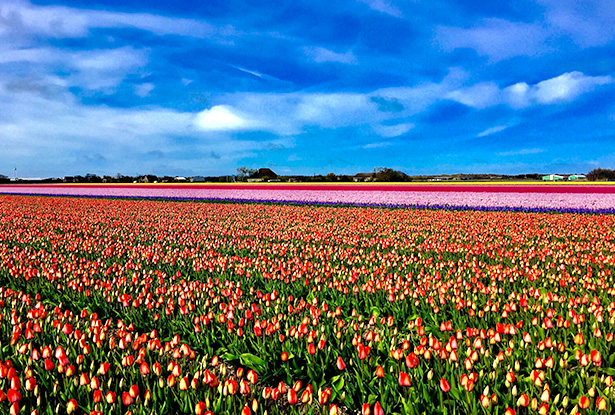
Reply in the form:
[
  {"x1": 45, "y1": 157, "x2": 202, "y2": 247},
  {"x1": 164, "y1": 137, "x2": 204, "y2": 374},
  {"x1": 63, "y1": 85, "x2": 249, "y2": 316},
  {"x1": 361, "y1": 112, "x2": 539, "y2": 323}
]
[{"x1": 1, "y1": 193, "x2": 615, "y2": 415}]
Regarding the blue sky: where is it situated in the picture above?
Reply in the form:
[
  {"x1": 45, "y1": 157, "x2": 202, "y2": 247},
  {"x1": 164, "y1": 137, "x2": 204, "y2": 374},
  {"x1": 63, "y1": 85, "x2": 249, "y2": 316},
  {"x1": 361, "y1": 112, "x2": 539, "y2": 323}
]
[{"x1": 1, "y1": 0, "x2": 615, "y2": 177}]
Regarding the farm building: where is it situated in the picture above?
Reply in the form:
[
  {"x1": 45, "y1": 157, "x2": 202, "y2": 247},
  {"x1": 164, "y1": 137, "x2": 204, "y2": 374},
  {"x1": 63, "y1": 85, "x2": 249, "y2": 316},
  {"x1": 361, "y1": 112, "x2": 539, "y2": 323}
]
[
  {"x1": 248, "y1": 168, "x2": 277, "y2": 182},
  {"x1": 567, "y1": 174, "x2": 586, "y2": 181},
  {"x1": 353, "y1": 173, "x2": 375, "y2": 182},
  {"x1": 542, "y1": 174, "x2": 564, "y2": 181}
]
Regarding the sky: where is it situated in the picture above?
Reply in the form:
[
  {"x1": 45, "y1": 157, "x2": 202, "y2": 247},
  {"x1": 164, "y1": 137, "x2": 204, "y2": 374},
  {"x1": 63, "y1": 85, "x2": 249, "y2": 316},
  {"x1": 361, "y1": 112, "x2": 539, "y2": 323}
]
[{"x1": 1, "y1": 0, "x2": 615, "y2": 177}]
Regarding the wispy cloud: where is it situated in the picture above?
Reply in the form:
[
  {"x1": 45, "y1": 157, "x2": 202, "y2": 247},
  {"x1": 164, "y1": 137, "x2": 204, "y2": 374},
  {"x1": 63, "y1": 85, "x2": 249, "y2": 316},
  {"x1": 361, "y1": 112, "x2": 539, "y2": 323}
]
[
  {"x1": 357, "y1": 0, "x2": 402, "y2": 17},
  {"x1": 0, "y1": 0, "x2": 226, "y2": 39},
  {"x1": 437, "y1": 19, "x2": 550, "y2": 61},
  {"x1": 498, "y1": 148, "x2": 544, "y2": 157},
  {"x1": 135, "y1": 83, "x2": 155, "y2": 97},
  {"x1": 477, "y1": 125, "x2": 508, "y2": 137},
  {"x1": 304, "y1": 47, "x2": 357, "y2": 64},
  {"x1": 363, "y1": 141, "x2": 391, "y2": 149}
]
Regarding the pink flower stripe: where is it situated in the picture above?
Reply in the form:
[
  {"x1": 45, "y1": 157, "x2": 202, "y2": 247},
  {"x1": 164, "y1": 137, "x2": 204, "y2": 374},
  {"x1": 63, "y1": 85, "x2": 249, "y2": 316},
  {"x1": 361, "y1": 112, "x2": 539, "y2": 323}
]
[{"x1": 1, "y1": 184, "x2": 614, "y2": 210}]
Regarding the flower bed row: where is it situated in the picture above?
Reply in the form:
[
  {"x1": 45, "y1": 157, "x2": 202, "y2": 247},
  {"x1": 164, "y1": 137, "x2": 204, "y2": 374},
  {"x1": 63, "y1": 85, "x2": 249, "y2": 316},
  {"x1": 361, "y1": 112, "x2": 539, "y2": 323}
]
[
  {"x1": 0, "y1": 196, "x2": 614, "y2": 414},
  {"x1": 1, "y1": 185, "x2": 615, "y2": 212}
]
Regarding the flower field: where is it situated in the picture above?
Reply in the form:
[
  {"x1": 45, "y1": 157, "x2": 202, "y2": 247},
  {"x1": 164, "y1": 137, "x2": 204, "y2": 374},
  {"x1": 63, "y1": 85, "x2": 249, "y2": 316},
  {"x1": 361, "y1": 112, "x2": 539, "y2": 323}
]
[
  {"x1": 1, "y1": 194, "x2": 615, "y2": 415},
  {"x1": 2, "y1": 184, "x2": 615, "y2": 213}
]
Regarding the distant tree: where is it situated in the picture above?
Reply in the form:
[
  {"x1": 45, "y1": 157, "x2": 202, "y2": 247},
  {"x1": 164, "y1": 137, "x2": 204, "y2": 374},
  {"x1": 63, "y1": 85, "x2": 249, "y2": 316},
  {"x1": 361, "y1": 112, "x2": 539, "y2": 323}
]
[
  {"x1": 237, "y1": 167, "x2": 257, "y2": 181},
  {"x1": 325, "y1": 172, "x2": 336, "y2": 182},
  {"x1": 373, "y1": 167, "x2": 409, "y2": 182},
  {"x1": 587, "y1": 168, "x2": 615, "y2": 181},
  {"x1": 0, "y1": 175, "x2": 9, "y2": 184}
]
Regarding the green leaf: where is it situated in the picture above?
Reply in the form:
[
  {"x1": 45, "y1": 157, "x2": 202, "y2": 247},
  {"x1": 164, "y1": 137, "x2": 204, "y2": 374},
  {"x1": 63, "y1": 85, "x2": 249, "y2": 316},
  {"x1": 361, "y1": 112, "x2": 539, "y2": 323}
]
[
  {"x1": 449, "y1": 388, "x2": 461, "y2": 402},
  {"x1": 331, "y1": 375, "x2": 345, "y2": 392},
  {"x1": 239, "y1": 353, "x2": 267, "y2": 372},
  {"x1": 220, "y1": 352, "x2": 238, "y2": 362}
]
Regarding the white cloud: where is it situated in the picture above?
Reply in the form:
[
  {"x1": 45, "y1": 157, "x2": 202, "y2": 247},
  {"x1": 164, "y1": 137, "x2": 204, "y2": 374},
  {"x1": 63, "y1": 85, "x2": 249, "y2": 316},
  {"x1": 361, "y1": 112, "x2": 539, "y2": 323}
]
[
  {"x1": 69, "y1": 47, "x2": 148, "y2": 91},
  {"x1": 504, "y1": 72, "x2": 613, "y2": 107},
  {"x1": 477, "y1": 125, "x2": 508, "y2": 137},
  {"x1": 539, "y1": 0, "x2": 615, "y2": 47},
  {"x1": 295, "y1": 93, "x2": 376, "y2": 126},
  {"x1": 135, "y1": 83, "x2": 155, "y2": 98},
  {"x1": 194, "y1": 105, "x2": 255, "y2": 131},
  {"x1": 447, "y1": 82, "x2": 501, "y2": 109},
  {"x1": 0, "y1": 0, "x2": 223, "y2": 39},
  {"x1": 437, "y1": 19, "x2": 550, "y2": 61},
  {"x1": 304, "y1": 47, "x2": 357, "y2": 64},
  {"x1": 532, "y1": 72, "x2": 612, "y2": 104},
  {"x1": 358, "y1": 0, "x2": 402, "y2": 17},
  {"x1": 0, "y1": 45, "x2": 148, "y2": 92},
  {"x1": 372, "y1": 123, "x2": 414, "y2": 137},
  {"x1": 504, "y1": 82, "x2": 531, "y2": 109},
  {"x1": 446, "y1": 72, "x2": 612, "y2": 109},
  {"x1": 190, "y1": 70, "x2": 611, "y2": 139}
]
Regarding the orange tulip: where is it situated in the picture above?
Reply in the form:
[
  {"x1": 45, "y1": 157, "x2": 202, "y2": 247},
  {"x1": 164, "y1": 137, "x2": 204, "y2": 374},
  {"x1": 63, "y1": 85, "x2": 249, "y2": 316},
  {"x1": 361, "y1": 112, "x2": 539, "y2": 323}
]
[
  {"x1": 287, "y1": 388, "x2": 298, "y2": 405},
  {"x1": 105, "y1": 391, "x2": 116, "y2": 404},
  {"x1": 194, "y1": 401, "x2": 206, "y2": 415},
  {"x1": 66, "y1": 399, "x2": 78, "y2": 414},
  {"x1": 579, "y1": 396, "x2": 590, "y2": 409}
]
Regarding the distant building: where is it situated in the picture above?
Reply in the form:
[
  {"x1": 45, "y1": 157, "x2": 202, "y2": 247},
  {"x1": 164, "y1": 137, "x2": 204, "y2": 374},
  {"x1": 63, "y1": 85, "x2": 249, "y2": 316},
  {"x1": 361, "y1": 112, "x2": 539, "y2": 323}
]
[
  {"x1": 568, "y1": 174, "x2": 586, "y2": 181},
  {"x1": 190, "y1": 176, "x2": 206, "y2": 182},
  {"x1": 174, "y1": 176, "x2": 187, "y2": 182},
  {"x1": 542, "y1": 174, "x2": 564, "y2": 181},
  {"x1": 248, "y1": 168, "x2": 277, "y2": 182},
  {"x1": 353, "y1": 173, "x2": 375, "y2": 182}
]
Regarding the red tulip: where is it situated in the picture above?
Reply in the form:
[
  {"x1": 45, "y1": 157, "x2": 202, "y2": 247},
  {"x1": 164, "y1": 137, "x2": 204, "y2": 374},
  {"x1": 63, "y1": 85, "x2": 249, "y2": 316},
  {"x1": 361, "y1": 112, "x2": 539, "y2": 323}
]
[
  {"x1": 440, "y1": 378, "x2": 451, "y2": 392},
  {"x1": 579, "y1": 396, "x2": 590, "y2": 409},
  {"x1": 597, "y1": 397, "x2": 608, "y2": 410},
  {"x1": 374, "y1": 401, "x2": 384, "y2": 415},
  {"x1": 362, "y1": 403, "x2": 371, "y2": 415},
  {"x1": 398, "y1": 372, "x2": 411, "y2": 387},
  {"x1": 25, "y1": 377, "x2": 36, "y2": 391},
  {"x1": 405, "y1": 352, "x2": 419, "y2": 369},
  {"x1": 122, "y1": 391, "x2": 134, "y2": 406},
  {"x1": 129, "y1": 384, "x2": 139, "y2": 399},
  {"x1": 375, "y1": 365, "x2": 385, "y2": 378},
  {"x1": 7, "y1": 389, "x2": 21, "y2": 403},
  {"x1": 140, "y1": 362, "x2": 150, "y2": 376},
  {"x1": 308, "y1": 343, "x2": 316, "y2": 355},
  {"x1": 336, "y1": 356, "x2": 346, "y2": 370}
]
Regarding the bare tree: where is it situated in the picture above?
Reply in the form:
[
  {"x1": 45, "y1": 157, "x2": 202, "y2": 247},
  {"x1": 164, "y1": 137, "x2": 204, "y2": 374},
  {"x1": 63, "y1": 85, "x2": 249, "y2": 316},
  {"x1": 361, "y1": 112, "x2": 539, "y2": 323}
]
[{"x1": 237, "y1": 167, "x2": 257, "y2": 181}]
